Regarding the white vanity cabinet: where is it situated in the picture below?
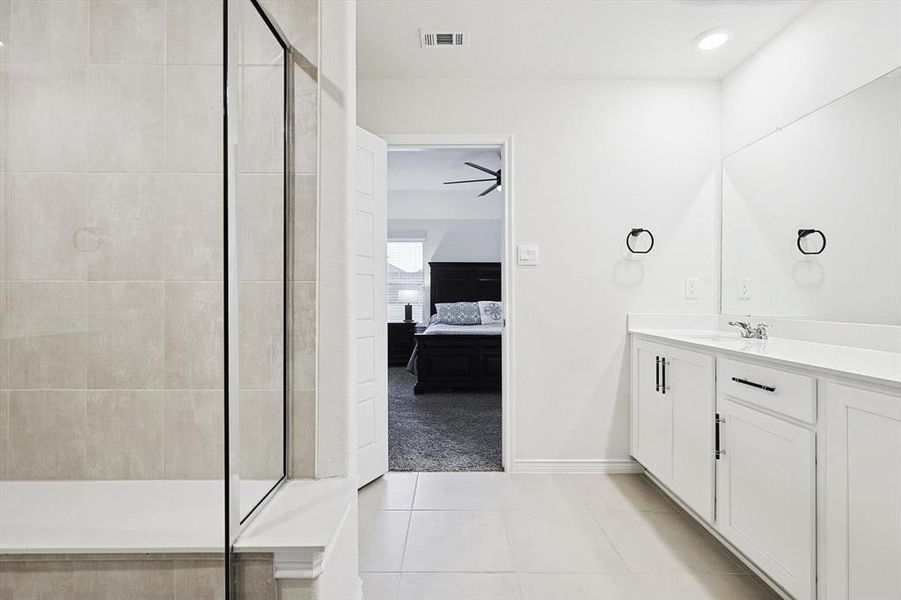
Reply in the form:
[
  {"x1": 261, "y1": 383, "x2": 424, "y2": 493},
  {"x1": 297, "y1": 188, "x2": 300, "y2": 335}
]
[
  {"x1": 631, "y1": 339, "x2": 715, "y2": 522},
  {"x1": 715, "y1": 360, "x2": 816, "y2": 600},
  {"x1": 631, "y1": 332, "x2": 901, "y2": 600},
  {"x1": 823, "y1": 380, "x2": 901, "y2": 600}
]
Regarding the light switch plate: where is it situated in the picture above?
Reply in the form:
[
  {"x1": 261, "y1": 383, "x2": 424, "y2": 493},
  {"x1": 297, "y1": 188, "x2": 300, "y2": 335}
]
[
  {"x1": 684, "y1": 277, "x2": 699, "y2": 299},
  {"x1": 737, "y1": 277, "x2": 751, "y2": 300},
  {"x1": 518, "y1": 244, "x2": 539, "y2": 266}
]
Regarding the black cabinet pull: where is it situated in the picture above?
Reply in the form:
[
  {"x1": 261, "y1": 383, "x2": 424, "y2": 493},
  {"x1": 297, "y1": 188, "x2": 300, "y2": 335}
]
[
  {"x1": 660, "y1": 357, "x2": 666, "y2": 396},
  {"x1": 731, "y1": 377, "x2": 776, "y2": 393},
  {"x1": 655, "y1": 356, "x2": 660, "y2": 392}
]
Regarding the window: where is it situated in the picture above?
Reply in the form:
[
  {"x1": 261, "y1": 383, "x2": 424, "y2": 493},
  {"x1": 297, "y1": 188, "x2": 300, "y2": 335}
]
[{"x1": 387, "y1": 240, "x2": 425, "y2": 322}]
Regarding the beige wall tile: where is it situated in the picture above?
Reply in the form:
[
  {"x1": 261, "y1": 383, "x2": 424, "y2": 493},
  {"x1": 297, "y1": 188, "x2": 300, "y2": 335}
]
[
  {"x1": 173, "y1": 559, "x2": 225, "y2": 600},
  {"x1": 86, "y1": 391, "x2": 164, "y2": 479},
  {"x1": 240, "y1": 0, "x2": 284, "y2": 67},
  {"x1": 164, "y1": 174, "x2": 224, "y2": 281},
  {"x1": 7, "y1": 0, "x2": 89, "y2": 64},
  {"x1": 0, "y1": 391, "x2": 9, "y2": 480},
  {"x1": 293, "y1": 174, "x2": 317, "y2": 282},
  {"x1": 291, "y1": 390, "x2": 315, "y2": 478},
  {"x1": 278, "y1": 579, "x2": 315, "y2": 600},
  {"x1": 238, "y1": 65, "x2": 285, "y2": 174},
  {"x1": 239, "y1": 390, "x2": 283, "y2": 480},
  {"x1": 5, "y1": 64, "x2": 87, "y2": 172},
  {"x1": 234, "y1": 558, "x2": 276, "y2": 600},
  {"x1": 238, "y1": 174, "x2": 284, "y2": 281},
  {"x1": 86, "y1": 282, "x2": 165, "y2": 389},
  {"x1": 294, "y1": 63, "x2": 318, "y2": 175},
  {"x1": 260, "y1": 0, "x2": 318, "y2": 66},
  {"x1": 5, "y1": 282, "x2": 87, "y2": 389},
  {"x1": 166, "y1": 66, "x2": 223, "y2": 173},
  {"x1": 292, "y1": 282, "x2": 315, "y2": 392},
  {"x1": 89, "y1": 0, "x2": 166, "y2": 64},
  {"x1": 0, "y1": 560, "x2": 75, "y2": 599},
  {"x1": 166, "y1": 0, "x2": 222, "y2": 66},
  {"x1": 165, "y1": 282, "x2": 224, "y2": 389},
  {"x1": 163, "y1": 390, "x2": 224, "y2": 479},
  {"x1": 87, "y1": 65, "x2": 165, "y2": 172},
  {"x1": 86, "y1": 174, "x2": 166, "y2": 281},
  {"x1": 7, "y1": 390, "x2": 87, "y2": 480},
  {"x1": 4, "y1": 174, "x2": 87, "y2": 280},
  {"x1": 239, "y1": 282, "x2": 284, "y2": 390},
  {"x1": 72, "y1": 559, "x2": 175, "y2": 600}
]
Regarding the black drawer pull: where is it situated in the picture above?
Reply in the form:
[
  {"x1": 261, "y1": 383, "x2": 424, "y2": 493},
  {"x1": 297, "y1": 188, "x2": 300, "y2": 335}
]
[{"x1": 731, "y1": 377, "x2": 776, "y2": 393}]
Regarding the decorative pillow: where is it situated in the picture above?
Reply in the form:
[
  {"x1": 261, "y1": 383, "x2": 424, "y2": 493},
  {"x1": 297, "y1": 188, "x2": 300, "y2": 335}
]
[
  {"x1": 435, "y1": 302, "x2": 481, "y2": 325},
  {"x1": 478, "y1": 301, "x2": 503, "y2": 325}
]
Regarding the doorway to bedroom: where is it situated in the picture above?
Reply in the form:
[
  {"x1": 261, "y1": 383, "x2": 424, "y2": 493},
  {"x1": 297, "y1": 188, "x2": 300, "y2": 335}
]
[{"x1": 385, "y1": 145, "x2": 505, "y2": 472}]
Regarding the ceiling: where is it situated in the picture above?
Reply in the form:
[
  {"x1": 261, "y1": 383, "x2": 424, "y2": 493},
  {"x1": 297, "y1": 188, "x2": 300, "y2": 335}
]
[
  {"x1": 388, "y1": 147, "x2": 502, "y2": 192},
  {"x1": 357, "y1": 0, "x2": 812, "y2": 80}
]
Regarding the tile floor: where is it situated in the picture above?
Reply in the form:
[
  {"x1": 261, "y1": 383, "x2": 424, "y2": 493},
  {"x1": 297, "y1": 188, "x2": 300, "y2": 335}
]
[{"x1": 358, "y1": 472, "x2": 777, "y2": 600}]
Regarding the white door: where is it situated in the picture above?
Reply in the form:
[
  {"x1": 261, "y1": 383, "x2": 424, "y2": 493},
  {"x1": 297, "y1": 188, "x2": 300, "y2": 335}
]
[
  {"x1": 716, "y1": 397, "x2": 815, "y2": 600},
  {"x1": 668, "y1": 348, "x2": 715, "y2": 523},
  {"x1": 354, "y1": 127, "x2": 388, "y2": 487},
  {"x1": 824, "y1": 380, "x2": 901, "y2": 600},
  {"x1": 631, "y1": 340, "x2": 671, "y2": 480}
]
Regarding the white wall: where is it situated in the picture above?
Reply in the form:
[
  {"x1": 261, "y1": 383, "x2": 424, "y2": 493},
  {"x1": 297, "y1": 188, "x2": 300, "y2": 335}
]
[
  {"x1": 317, "y1": 0, "x2": 355, "y2": 478},
  {"x1": 360, "y1": 79, "x2": 720, "y2": 465},
  {"x1": 721, "y1": 0, "x2": 901, "y2": 154}
]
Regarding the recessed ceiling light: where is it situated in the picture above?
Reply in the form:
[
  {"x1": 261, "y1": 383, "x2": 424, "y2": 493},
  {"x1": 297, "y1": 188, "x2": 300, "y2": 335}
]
[{"x1": 695, "y1": 28, "x2": 730, "y2": 51}]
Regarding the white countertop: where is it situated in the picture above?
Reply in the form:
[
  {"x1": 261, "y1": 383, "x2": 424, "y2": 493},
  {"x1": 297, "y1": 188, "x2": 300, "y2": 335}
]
[
  {"x1": 630, "y1": 329, "x2": 901, "y2": 387},
  {"x1": 234, "y1": 477, "x2": 355, "y2": 555}
]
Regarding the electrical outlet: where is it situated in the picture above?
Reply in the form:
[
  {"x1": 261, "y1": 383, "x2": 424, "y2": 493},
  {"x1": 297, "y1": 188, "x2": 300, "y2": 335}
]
[
  {"x1": 737, "y1": 277, "x2": 751, "y2": 300},
  {"x1": 684, "y1": 277, "x2": 699, "y2": 299}
]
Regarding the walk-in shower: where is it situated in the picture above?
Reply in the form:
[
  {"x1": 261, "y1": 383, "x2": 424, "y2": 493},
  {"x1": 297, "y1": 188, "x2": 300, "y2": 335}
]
[{"x1": 0, "y1": 0, "x2": 318, "y2": 596}]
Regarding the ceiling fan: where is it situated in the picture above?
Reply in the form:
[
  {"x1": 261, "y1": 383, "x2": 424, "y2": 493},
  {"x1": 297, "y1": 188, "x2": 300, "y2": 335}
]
[{"x1": 443, "y1": 162, "x2": 502, "y2": 197}]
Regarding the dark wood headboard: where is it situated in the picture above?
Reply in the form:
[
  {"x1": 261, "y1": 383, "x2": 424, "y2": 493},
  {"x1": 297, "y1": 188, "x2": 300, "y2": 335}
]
[{"x1": 429, "y1": 262, "x2": 501, "y2": 315}]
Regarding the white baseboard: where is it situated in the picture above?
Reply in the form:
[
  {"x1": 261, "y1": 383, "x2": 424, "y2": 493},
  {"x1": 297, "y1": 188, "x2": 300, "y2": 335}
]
[{"x1": 511, "y1": 459, "x2": 642, "y2": 474}]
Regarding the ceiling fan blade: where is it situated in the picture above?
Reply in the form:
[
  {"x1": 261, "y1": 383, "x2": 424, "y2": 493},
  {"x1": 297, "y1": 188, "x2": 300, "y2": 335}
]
[
  {"x1": 465, "y1": 162, "x2": 500, "y2": 176},
  {"x1": 443, "y1": 178, "x2": 497, "y2": 185},
  {"x1": 478, "y1": 183, "x2": 499, "y2": 197}
]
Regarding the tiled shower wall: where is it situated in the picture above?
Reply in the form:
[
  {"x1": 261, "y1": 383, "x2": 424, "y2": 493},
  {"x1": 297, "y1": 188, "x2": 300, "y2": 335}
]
[{"x1": 0, "y1": 0, "x2": 319, "y2": 482}]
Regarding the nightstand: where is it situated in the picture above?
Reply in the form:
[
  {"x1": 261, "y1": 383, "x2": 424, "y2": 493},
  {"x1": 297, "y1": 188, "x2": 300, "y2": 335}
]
[{"x1": 387, "y1": 321, "x2": 417, "y2": 366}]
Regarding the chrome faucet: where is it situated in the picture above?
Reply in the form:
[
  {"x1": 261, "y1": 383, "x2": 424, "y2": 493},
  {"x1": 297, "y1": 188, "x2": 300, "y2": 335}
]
[{"x1": 728, "y1": 320, "x2": 770, "y2": 339}]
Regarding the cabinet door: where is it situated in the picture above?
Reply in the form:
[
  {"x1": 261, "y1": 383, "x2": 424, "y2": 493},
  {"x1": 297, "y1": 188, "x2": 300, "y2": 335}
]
[
  {"x1": 716, "y1": 398, "x2": 815, "y2": 600},
  {"x1": 824, "y1": 381, "x2": 901, "y2": 600},
  {"x1": 668, "y1": 348, "x2": 715, "y2": 522},
  {"x1": 631, "y1": 340, "x2": 671, "y2": 480}
]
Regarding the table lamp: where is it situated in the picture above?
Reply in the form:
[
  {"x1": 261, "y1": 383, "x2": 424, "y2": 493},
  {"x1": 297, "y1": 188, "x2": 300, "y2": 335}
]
[{"x1": 398, "y1": 289, "x2": 419, "y2": 322}]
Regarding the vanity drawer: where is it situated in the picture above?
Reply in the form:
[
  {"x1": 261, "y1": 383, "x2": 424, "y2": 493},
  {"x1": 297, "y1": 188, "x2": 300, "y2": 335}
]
[{"x1": 717, "y1": 358, "x2": 816, "y2": 423}]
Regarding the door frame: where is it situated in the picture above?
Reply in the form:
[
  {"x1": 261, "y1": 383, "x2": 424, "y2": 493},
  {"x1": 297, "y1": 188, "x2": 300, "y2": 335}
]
[{"x1": 380, "y1": 133, "x2": 516, "y2": 471}]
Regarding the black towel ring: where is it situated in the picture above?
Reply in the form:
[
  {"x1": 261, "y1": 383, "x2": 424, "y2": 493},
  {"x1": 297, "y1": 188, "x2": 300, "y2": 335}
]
[
  {"x1": 626, "y1": 228, "x2": 654, "y2": 254},
  {"x1": 797, "y1": 229, "x2": 826, "y2": 255}
]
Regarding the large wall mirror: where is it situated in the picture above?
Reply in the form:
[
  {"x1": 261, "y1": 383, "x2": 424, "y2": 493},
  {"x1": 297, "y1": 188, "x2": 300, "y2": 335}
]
[
  {"x1": 237, "y1": 0, "x2": 290, "y2": 521},
  {"x1": 722, "y1": 68, "x2": 900, "y2": 325}
]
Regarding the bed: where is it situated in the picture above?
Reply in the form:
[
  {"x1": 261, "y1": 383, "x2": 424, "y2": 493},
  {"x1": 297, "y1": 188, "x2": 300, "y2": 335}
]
[{"x1": 409, "y1": 262, "x2": 503, "y2": 394}]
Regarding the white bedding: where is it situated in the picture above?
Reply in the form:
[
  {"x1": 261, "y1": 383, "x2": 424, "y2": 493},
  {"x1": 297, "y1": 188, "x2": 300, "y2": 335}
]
[{"x1": 421, "y1": 322, "x2": 503, "y2": 335}]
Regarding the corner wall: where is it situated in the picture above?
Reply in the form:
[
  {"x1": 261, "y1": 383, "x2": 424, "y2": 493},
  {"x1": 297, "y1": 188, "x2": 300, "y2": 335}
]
[{"x1": 359, "y1": 79, "x2": 721, "y2": 466}]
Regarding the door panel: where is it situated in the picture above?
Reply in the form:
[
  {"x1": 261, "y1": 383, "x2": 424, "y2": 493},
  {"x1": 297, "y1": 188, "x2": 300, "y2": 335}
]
[
  {"x1": 824, "y1": 381, "x2": 901, "y2": 600},
  {"x1": 716, "y1": 397, "x2": 815, "y2": 600},
  {"x1": 669, "y1": 349, "x2": 715, "y2": 522},
  {"x1": 354, "y1": 127, "x2": 387, "y2": 487},
  {"x1": 632, "y1": 341, "x2": 671, "y2": 479}
]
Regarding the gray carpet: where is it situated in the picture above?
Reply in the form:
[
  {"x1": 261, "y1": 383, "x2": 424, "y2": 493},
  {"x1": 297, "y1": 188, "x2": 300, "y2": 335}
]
[{"x1": 389, "y1": 367, "x2": 502, "y2": 472}]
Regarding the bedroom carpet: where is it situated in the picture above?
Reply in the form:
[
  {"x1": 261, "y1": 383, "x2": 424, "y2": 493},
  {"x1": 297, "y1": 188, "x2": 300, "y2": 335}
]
[{"x1": 388, "y1": 367, "x2": 502, "y2": 472}]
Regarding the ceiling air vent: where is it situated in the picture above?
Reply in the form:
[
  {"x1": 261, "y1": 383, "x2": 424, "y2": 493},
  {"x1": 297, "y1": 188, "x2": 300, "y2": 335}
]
[{"x1": 420, "y1": 29, "x2": 468, "y2": 48}]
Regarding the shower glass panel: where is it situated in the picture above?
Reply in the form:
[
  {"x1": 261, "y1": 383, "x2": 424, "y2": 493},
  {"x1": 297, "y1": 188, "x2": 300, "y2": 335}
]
[
  {"x1": 236, "y1": 0, "x2": 289, "y2": 522},
  {"x1": 0, "y1": 0, "x2": 227, "y2": 594}
]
